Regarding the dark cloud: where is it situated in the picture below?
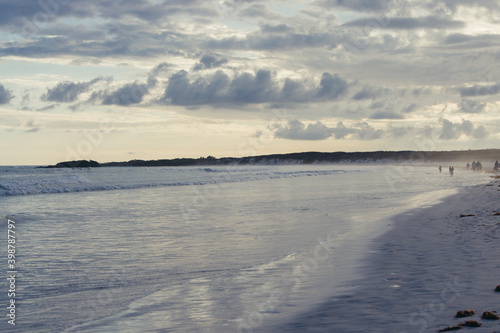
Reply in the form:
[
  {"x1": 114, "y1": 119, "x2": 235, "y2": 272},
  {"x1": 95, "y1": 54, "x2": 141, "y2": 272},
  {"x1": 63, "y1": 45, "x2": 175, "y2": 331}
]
[
  {"x1": 161, "y1": 70, "x2": 348, "y2": 105},
  {"x1": 458, "y1": 99, "x2": 486, "y2": 113},
  {"x1": 352, "y1": 86, "x2": 381, "y2": 100},
  {"x1": 0, "y1": 1, "x2": 218, "y2": 59},
  {"x1": 192, "y1": 55, "x2": 228, "y2": 71},
  {"x1": 88, "y1": 63, "x2": 170, "y2": 106},
  {"x1": 343, "y1": 16, "x2": 464, "y2": 30},
  {"x1": 0, "y1": 0, "x2": 215, "y2": 30},
  {"x1": 162, "y1": 70, "x2": 231, "y2": 105},
  {"x1": 370, "y1": 111, "x2": 403, "y2": 119},
  {"x1": 428, "y1": 0, "x2": 500, "y2": 13},
  {"x1": 206, "y1": 30, "x2": 340, "y2": 51},
  {"x1": 330, "y1": 122, "x2": 356, "y2": 139},
  {"x1": 412, "y1": 87, "x2": 433, "y2": 97},
  {"x1": 41, "y1": 77, "x2": 108, "y2": 103},
  {"x1": 260, "y1": 24, "x2": 293, "y2": 34},
  {"x1": 370, "y1": 101, "x2": 385, "y2": 109},
  {"x1": 271, "y1": 120, "x2": 384, "y2": 141},
  {"x1": 443, "y1": 33, "x2": 500, "y2": 49},
  {"x1": 355, "y1": 122, "x2": 384, "y2": 140},
  {"x1": 274, "y1": 120, "x2": 334, "y2": 140},
  {"x1": 458, "y1": 82, "x2": 500, "y2": 97},
  {"x1": 438, "y1": 118, "x2": 488, "y2": 140},
  {"x1": 0, "y1": 1, "x2": 74, "y2": 29},
  {"x1": 239, "y1": 4, "x2": 273, "y2": 18},
  {"x1": 318, "y1": 0, "x2": 393, "y2": 12},
  {"x1": 402, "y1": 103, "x2": 418, "y2": 113},
  {"x1": 387, "y1": 125, "x2": 414, "y2": 137},
  {"x1": 0, "y1": 29, "x2": 186, "y2": 59},
  {"x1": 36, "y1": 104, "x2": 59, "y2": 111},
  {"x1": 102, "y1": 82, "x2": 149, "y2": 106},
  {"x1": 0, "y1": 84, "x2": 14, "y2": 105},
  {"x1": 319, "y1": 0, "x2": 499, "y2": 14},
  {"x1": 315, "y1": 73, "x2": 348, "y2": 100},
  {"x1": 147, "y1": 62, "x2": 172, "y2": 86}
]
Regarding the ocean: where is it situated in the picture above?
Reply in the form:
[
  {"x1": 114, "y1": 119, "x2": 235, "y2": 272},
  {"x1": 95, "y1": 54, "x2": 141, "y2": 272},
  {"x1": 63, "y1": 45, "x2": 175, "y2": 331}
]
[{"x1": 0, "y1": 164, "x2": 489, "y2": 332}]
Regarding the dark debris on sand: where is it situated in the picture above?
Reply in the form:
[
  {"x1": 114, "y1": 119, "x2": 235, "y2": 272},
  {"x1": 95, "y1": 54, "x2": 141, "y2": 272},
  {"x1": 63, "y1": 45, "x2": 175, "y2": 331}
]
[
  {"x1": 455, "y1": 310, "x2": 475, "y2": 318},
  {"x1": 480, "y1": 311, "x2": 499, "y2": 320},
  {"x1": 495, "y1": 285, "x2": 500, "y2": 292},
  {"x1": 459, "y1": 320, "x2": 481, "y2": 327},
  {"x1": 459, "y1": 214, "x2": 475, "y2": 218},
  {"x1": 438, "y1": 325, "x2": 462, "y2": 332}
]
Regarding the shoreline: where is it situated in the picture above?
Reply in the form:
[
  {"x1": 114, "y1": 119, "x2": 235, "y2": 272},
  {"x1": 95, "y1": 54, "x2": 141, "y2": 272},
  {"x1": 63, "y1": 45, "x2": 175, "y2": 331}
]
[{"x1": 265, "y1": 180, "x2": 500, "y2": 332}]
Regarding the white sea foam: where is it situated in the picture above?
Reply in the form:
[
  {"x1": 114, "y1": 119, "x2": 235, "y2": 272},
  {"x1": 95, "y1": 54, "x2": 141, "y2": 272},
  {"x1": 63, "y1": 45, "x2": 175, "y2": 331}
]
[{"x1": 0, "y1": 166, "x2": 370, "y2": 196}]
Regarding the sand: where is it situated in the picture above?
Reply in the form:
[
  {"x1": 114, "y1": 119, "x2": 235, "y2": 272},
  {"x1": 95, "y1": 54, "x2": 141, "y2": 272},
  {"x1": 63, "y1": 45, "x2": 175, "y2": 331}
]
[{"x1": 264, "y1": 178, "x2": 500, "y2": 332}]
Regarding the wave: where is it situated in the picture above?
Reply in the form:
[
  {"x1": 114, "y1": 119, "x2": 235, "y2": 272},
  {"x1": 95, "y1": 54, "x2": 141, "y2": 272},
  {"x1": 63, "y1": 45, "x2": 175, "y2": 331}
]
[{"x1": 0, "y1": 168, "x2": 371, "y2": 197}]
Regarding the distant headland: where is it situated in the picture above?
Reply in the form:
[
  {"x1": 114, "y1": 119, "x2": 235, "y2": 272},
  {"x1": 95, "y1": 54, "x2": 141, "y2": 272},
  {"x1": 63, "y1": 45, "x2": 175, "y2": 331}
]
[{"x1": 40, "y1": 149, "x2": 500, "y2": 168}]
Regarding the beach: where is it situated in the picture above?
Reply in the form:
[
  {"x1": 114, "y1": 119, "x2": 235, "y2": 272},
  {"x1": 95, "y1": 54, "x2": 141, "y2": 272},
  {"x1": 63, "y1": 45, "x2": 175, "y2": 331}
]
[
  {"x1": 266, "y1": 178, "x2": 500, "y2": 332},
  {"x1": 0, "y1": 164, "x2": 496, "y2": 332}
]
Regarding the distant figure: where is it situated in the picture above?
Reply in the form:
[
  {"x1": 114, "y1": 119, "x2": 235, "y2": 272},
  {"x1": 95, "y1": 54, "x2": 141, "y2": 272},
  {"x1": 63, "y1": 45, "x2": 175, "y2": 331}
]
[
  {"x1": 494, "y1": 160, "x2": 499, "y2": 171},
  {"x1": 449, "y1": 166, "x2": 454, "y2": 176},
  {"x1": 472, "y1": 161, "x2": 476, "y2": 172},
  {"x1": 438, "y1": 165, "x2": 442, "y2": 173},
  {"x1": 466, "y1": 163, "x2": 470, "y2": 169},
  {"x1": 477, "y1": 161, "x2": 482, "y2": 172}
]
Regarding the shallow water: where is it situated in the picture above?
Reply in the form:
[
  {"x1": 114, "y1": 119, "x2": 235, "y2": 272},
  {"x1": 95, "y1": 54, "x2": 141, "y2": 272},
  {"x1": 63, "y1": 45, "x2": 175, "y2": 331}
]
[{"x1": 0, "y1": 164, "x2": 489, "y2": 332}]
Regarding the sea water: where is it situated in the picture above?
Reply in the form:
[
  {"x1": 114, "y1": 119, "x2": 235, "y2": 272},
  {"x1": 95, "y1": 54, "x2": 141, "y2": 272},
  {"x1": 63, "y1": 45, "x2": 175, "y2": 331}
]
[{"x1": 0, "y1": 164, "x2": 489, "y2": 332}]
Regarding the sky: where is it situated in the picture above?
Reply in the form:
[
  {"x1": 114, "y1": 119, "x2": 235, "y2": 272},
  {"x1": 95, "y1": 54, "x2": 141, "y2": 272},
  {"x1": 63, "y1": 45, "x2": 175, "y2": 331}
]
[{"x1": 1, "y1": 0, "x2": 500, "y2": 165}]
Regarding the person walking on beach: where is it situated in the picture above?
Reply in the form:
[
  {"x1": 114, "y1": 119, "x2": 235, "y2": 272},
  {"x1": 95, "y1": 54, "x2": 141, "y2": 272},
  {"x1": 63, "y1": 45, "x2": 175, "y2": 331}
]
[
  {"x1": 438, "y1": 165, "x2": 442, "y2": 173},
  {"x1": 472, "y1": 161, "x2": 476, "y2": 172},
  {"x1": 449, "y1": 166, "x2": 454, "y2": 176},
  {"x1": 494, "y1": 160, "x2": 499, "y2": 171}
]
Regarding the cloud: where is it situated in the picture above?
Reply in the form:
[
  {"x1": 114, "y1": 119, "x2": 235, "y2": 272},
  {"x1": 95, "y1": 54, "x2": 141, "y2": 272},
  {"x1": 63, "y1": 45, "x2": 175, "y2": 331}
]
[
  {"x1": 36, "y1": 104, "x2": 59, "y2": 111},
  {"x1": 260, "y1": 24, "x2": 293, "y2": 34},
  {"x1": 458, "y1": 99, "x2": 486, "y2": 113},
  {"x1": 147, "y1": 62, "x2": 172, "y2": 86},
  {"x1": 369, "y1": 111, "x2": 404, "y2": 119},
  {"x1": 458, "y1": 82, "x2": 500, "y2": 97},
  {"x1": 41, "y1": 77, "x2": 108, "y2": 103},
  {"x1": 0, "y1": 84, "x2": 14, "y2": 104},
  {"x1": 272, "y1": 119, "x2": 489, "y2": 142},
  {"x1": 271, "y1": 120, "x2": 384, "y2": 141},
  {"x1": 102, "y1": 82, "x2": 149, "y2": 106},
  {"x1": 274, "y1": 120, "x2": 334, "y2": 140},
  {"x1": 429, "y1": 0, "x2": 500, "y2": 13},
  {"x1": 343, "y1": 16, "x2": 465, "y2": 30},
  {"x1": 370, "y1": 101, "x2": 385, "y2": 109},
  {"x1": 352, "y1": 86, "x2": 381, "y2": 100},
  {"x1": 239, "y1": 4, "x2": 275, "y2": 18},
  {"x1": 0, "y1": 1, "x2": 216, "y2": 29},
  {"x1": 317, "y1": 0, "x2": 393, "y2": 12},
  {"x1": 161, "y1": 70, "x2": 348, "y2": 105},
  {"x1": 355, "y1": 122, "x2": 384, "y2": 140},
  {"x1": 206, "y1": 29, "x2": 341, "y2": 51},
  {"x1": 192, "y1": 55, "x2": 228, "y2": 71},
  {"x1": 438, "y1": 118, "x2": 488, "y2": 140},
  {"x1": 22, "y1": 119, "x2": 42, "y2": 133},
  {"x1": 319, "y1": 0, "x2": 499, "y2": 14},
  {"x1": 387, "y1": 125, "x2": 414, "y2": 137},
  {"x1": 444, "y1": 33, "x2": 500, "y2": 49},
  {"x1": 402, "y1": 103, "x2": 418, "y2": 113},
  {"x1": 315, "y1": 73, "x2": 348, "y2": 100},
  {"x1": 96, "y1": 63, "x2": 170, "y2": 106}
]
